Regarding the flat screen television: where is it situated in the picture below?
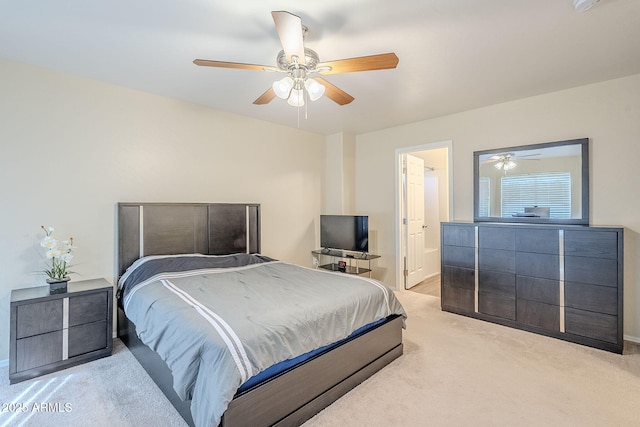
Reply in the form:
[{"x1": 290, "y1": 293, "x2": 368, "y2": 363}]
[{"x1": 320, "y1": 215, "x2": 369, "y2": 253}]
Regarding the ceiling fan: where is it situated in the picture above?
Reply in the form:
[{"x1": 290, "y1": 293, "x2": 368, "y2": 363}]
[
  {"x1": 193, "y1": 11, "x2": 399, "y2": 107},
  {"x1": 484, "y1": 152, "x2": 540, "y2": 171}
]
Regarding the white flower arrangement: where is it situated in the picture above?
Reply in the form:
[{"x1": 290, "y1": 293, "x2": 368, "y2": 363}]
[{"x1": 40, "y1": 226, "x2": 75, "y2": 281}]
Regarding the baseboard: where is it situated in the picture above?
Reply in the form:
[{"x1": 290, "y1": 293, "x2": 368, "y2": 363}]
[
  {"x1": 624, "y1": 334, "x2": 640, "y2": 344},
  {"x1": 0, "y1": 359, "x2": 8, "y2": 368}
]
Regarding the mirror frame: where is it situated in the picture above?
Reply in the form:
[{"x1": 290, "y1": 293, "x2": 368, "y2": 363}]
[{"x1": 473, "y1": 138, "x2": 589, "y2": 225}]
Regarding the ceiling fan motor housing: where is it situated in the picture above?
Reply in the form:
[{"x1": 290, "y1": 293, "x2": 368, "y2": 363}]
[{"x1": 277, "y1": 48, "x2": 320, "y2": 71}]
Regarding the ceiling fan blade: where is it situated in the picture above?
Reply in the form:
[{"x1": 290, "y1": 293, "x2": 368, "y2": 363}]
[
  {"x1": 253, "y1": 87, "x2": 277, "y2": 105},
  {"x1": 318, "y1": 53, "x2": 399, "y2": 75},
  {"x1": 272, "y1": 11, "x2": 306, "y2": 65},
  {"x1": 316, "y1": 77, "x2": 354, "y2": 105},
  {"x1": 193, "y1": 59, "x2": 277, "y2": 72}
]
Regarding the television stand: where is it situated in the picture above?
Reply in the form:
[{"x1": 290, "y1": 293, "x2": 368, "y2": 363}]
[{"x1": 311, "y1": 249, "x2": 380, "y2": 277}]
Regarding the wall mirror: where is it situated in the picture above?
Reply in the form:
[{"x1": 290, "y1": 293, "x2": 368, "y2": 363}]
[{"x1": 474, "y1": 138, "x2": 589, "y2": 225}]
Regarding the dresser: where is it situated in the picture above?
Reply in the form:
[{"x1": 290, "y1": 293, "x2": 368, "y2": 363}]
[
  {"x1": 441, "y1": 222, "x2": 623, "y2": 353},
  {"x1": 9, "y1": 278, "x2": 113, "y2": 384}
]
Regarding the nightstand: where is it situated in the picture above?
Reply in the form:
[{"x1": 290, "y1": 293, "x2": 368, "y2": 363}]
[{"x1": 9, "y1": 278, "x2": 113, "y2": 384}]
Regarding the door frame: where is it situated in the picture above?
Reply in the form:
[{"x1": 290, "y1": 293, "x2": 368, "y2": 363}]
[{"x1": 394, "y1": 140, "x2": 454, "y2": 291}]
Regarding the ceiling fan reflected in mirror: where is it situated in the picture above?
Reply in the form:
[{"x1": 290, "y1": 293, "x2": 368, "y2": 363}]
[
  {"x1": 484, "y1": 152, "x2": 540, "y2": 171},
  {"x1": 193, "y1": 11, "x2": 399, "y2": 107}
]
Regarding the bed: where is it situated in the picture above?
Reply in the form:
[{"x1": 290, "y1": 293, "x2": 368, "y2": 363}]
[{"x1": 116, "y1": 202, "x2": 406, "y2": 427}]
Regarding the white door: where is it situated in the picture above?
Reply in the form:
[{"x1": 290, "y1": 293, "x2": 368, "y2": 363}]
[
  {"x1": 405, "y1": 154, "x2": 426, "y2": 288},
  {"x1": 423, "y1": 172, "x2": 442, "y2": 277}
]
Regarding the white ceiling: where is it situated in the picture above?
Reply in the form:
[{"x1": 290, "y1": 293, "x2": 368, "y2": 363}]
[{"x1": 2, "y1": 1, "x2": 639, "y2": 135}]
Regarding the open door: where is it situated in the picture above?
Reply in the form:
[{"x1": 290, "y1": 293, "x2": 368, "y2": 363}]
[{"x1": 404, "y1": 154, "x2": 426, "y2": 289}]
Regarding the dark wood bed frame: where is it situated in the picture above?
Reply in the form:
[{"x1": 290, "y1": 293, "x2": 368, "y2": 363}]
[{"x1": 116, "y1": 202, "x2": 403, "y2": 427}]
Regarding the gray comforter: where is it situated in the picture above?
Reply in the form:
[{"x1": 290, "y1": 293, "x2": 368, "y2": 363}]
[{"x1": 119, "y1": 254, "x2": 406, "y2": 427}]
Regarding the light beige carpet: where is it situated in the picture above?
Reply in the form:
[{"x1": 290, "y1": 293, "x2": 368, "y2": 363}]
[
  {"x1": 0, "y1": 338, "x2": 186, "y2": 427},
  {"x1": 306, "y1": 292, "x2": 640, "y2": 426},
  {"x1": 2, "y1": 291, "x2": 639, "y2": 426}
]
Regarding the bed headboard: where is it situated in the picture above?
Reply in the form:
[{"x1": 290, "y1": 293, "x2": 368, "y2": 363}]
[{"x1": 117, "y1": 202, "x2": 260, "y2": 277}]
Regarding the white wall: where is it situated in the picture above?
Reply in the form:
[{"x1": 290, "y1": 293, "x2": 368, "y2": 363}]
[
  {"x1": 0, "y1": 58, "x2": 325, "y2": 360},
  {"x1": 324, "y1": 132, "x2": 356, "y2": 215},
  {"x1": 356, "y1": 74, "x2": 640, "y2": 342}
]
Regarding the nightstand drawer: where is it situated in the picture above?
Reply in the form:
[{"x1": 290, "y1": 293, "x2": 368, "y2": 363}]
[
  {"x1": 16, "y1": 299, "x2": 63, "y2": 338},
  {"x1": 70, "y1": 292, "x2": 108, "y2": 326},
  {"x1": 69, "y1": 321, "x2": 108, "y2": 357},
  {"x1": 16, "y1": 330, "x2": 63, "y2": 372}
]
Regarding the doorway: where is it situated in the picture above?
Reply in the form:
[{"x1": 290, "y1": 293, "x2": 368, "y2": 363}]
[{"x1": 395, "y1": 141, "x2": 452, "y2": 294}]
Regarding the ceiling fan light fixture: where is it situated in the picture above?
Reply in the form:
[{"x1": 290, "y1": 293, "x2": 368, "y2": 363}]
[
  {"x1": 494, "y1": 159, "x2": 517, "y2": 171},
  {"x1": 273, "y1": 76, "x2": 294, "y2": 99},
  {"x1": 287, "y1": 88, "x2": 305, "y2": 107},
  {"x1": 304, "y1": 78, "x2": 325, "y2": 101}
]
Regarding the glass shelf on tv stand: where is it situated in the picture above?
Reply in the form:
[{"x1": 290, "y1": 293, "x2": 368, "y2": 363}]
[{"x1": 311, "y1": 249, "x2": 380, "y2": 277}]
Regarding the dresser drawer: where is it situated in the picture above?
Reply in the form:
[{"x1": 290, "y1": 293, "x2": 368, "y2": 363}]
[
  {"x1": 564, "y1": 230, "x2": 618, "y2": 259},
  {"x1": 442, "y1": 245, "x2": 475, "y2": 269},
  {"x1": 565, "y1": 282, "x2": 617, "y2": 315},
  {"x1": 517, "y1": 300, "x2": 559, "y2": 331},
  {"x1": 516, "y1": 252, "x2": 559, "y2": 280},
  {"x1": 442, "y1": 285, "x2": 474, "y2": 312},
  {"x1": 442, "y1": 265, "x2": 475, "y2": 290},
  {"x1": 16, "y1": 299, "x2": 63, "y2": 338},
  {"x1": 442, "y1": 224, "x2": 475, "y2": 247},
  {"x1": 515, "y1": 228, "x2": 559, "y2": 254},
  {"x1": 516, "y1": 276, "x2": 559, "y2": 305},
  {"x1": 478, "y1": 270, "x2": 515, "y2": 297},
  {"x1": 478, "y1": 292, "x2": 515, "y2": 320},
  {"x1": 479, "y1": 227, "x2": 515, "y2": 251},
  {"x1": 565, "y1": 256, "x2": 617, "y2": 287},
  {"x1": 565, "y1": 308, "x2": 618, "y2": 344},
  {"x1": 479, "y1": 249, "x2": 515, "y2": 274}
]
